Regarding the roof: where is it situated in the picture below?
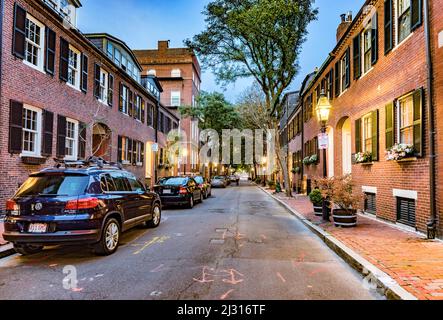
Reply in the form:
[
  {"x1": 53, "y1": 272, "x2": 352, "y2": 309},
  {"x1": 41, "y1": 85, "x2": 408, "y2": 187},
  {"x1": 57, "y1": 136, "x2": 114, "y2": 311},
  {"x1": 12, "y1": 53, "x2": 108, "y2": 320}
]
[
  {"x1": 71, "y1": 0, "x2": 82, "y2": 8},
  {"x1": 84, "y1": 33, "x2": 143, "y2": 71}
]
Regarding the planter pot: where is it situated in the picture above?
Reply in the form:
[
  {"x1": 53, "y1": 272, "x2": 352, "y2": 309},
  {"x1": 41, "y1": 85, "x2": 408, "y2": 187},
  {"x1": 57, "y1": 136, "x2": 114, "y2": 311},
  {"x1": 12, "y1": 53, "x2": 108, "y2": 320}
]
[
  {"x1": 332, "y1": 209, "x2": 357, "y2": 228},
  {"x1": 312, "y1": 202, "x2": 331, "y2": 217}
]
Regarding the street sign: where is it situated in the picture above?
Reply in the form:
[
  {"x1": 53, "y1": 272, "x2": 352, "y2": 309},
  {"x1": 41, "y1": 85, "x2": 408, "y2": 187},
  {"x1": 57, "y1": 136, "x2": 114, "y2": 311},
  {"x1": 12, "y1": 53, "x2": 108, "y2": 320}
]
[
  {"x1": 318, "y1": 133, "x2": 329, "y2": 150},
  {"x1": 151, "y1": 143, "x2": 159, "y2": 152}
]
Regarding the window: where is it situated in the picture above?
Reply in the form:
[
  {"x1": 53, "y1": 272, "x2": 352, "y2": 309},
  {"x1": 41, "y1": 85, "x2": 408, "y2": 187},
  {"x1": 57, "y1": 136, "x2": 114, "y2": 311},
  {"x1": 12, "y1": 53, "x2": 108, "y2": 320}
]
[
  {"x1": 362, "y1": 114, "x2": 373, "y2": 153},
  {"x1": 24, "y1": 14, "x2": 45, "y2": 71},
  {"x1": 147, "y1": 104, "x2": 154, "y2": 127},
  {"x1": 363, "y1": 24, "x2": 372, "y2": 73},
  {"x1": 397, "y1": 197, "x2": 416, "y2": 227},
  {"x1": 135, "y1": 141, "x2": 144, "y2": 165},
  {"x1": 114, "y1": 48, "x2": 121, "y2": 66},
  {"x1": 121, "y1": 55, "x2": 127, "y2": 71},
  {"x1": 398, "y1": 0, "x2": 411, "y2": 43},
  {"x1": 110, "y1": 172, "x2": 130, "y2": 192},
  {"x1": 399, "y1": 94, "x2": 414, "y2": 145},
  {"x1": 121, "y1": 85, "x2": 129, "y2": 114},
  {"x1": 365, "y1": 193, "x2": 377, "y2": 214},
  {"x1": 121, "y1": 137, "x2": 131, "y2": 164},
  {"x1": 22, "y1": 105, "x2": 42, "y2": 156},
  {"x1": 65, "y1": 119, "x2": 78, "y2": 160},
  {"x1": 171, "y1": 91, "x2": 181, "y2": 106},
  {"x1": 106, "y1": 42, "x2": 113, "y2": 60},
  {"x1": 67, "y1": 45, "x2": 80, "y2": 89},
  {"x1": 171, "y1": 69, "x2": 181, "y2": 77},
  {"x1": 135, "y1": 95, "x2": 142, "y2": 121},
  {"x1": 99, "y1": 69, "x2": 109, "y2": 103},
  {"x1": 126, "y1": 173, "x2": 144, "y2": 192},
  {"x1": 341, "y1": 55, "x2": 347, "y2": 92}
]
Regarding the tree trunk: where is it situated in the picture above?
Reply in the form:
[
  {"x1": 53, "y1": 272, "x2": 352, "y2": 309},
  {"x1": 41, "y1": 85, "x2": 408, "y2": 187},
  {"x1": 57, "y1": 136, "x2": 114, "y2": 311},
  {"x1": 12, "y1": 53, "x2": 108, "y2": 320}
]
[{"x1": 274, "y1": 130, "x2": 292, "y2": 197}]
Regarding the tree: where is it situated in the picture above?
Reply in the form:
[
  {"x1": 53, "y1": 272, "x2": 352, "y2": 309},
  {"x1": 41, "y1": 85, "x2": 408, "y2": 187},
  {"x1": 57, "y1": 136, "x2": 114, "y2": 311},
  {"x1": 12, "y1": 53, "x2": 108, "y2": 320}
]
[{"x1": 185, "y1": 0, "x2": 318, "y2": 196}]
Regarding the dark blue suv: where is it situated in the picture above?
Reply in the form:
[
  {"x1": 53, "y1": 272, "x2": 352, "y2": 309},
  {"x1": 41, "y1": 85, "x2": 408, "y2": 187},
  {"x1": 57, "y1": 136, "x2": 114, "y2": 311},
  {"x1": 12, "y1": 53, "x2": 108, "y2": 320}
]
[{"x1": 3, "y1": 158, "x2": 162, "y2": 256}]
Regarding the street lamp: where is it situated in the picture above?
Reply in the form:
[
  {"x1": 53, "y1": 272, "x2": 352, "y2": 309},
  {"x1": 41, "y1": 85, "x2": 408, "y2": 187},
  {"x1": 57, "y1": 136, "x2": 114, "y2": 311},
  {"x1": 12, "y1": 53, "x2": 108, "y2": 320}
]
[
  {"x1": 316, "y1": 90, "x2": 332, "y2": 221},
  {"x1": 262, "y1": 156, "x2": 268, "y2": 187},
  {"x1": 182, "y1": 147, "x2": 188, "y2": 176}
]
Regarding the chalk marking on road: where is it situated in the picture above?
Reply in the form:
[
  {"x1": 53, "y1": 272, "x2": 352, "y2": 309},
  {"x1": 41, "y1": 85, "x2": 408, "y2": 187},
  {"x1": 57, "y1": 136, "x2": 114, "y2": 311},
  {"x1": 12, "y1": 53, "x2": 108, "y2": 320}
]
[
  {"x1": 71, "y1": 287, "x2": 83, "y2": 292},
  {"x1": 150, "y1": 291, "x2": 162, "y2": 297},
  {"x1": 193, "y1": 267, "x2": 244, "y2": 285},
  {"x1": 292, "y1": 252, "x2": 306, "y2": 268},
  {"x1": 276, "y1": 272, "x2": 286, "y2": 283},
  {"x1": 133, "y1": 236, "x2": 170, "y2": 255},
  {"x1": 95, "y1": 274, "x2": 104, "y2": 278},
  {"x1": 222, "y1": 269, "x2": 244, "y2": 285},
  {"x1": 150, "y1": 264, "x2": 166, "y2": 273},
  {"x1": 220, "y1": 289, "x2": 235, "y2": 300},
  {"x1": 193, "y1": 266, "x2": 216, "y2": 283}
]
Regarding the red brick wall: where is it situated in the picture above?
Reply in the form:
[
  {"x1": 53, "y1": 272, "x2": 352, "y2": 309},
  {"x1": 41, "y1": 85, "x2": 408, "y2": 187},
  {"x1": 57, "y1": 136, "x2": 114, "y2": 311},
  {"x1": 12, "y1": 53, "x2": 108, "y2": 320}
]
[
  {"x1": 298, "y1": 0, "x2": 431, "y2": 233},
  {"x1": 0, "y1": 0, "x2": 158, "y2": 209}
]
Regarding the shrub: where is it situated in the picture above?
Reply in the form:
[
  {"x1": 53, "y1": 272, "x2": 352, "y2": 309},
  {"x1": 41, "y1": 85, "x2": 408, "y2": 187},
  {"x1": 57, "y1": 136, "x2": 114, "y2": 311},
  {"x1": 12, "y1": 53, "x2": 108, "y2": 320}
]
[{"x1": 309, "y1": 189, "x2": 323, "y2": 205}]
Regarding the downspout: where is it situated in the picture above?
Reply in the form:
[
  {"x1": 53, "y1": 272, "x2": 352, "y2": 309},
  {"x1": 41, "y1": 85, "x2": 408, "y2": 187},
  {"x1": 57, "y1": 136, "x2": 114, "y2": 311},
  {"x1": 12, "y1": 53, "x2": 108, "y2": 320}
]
[
  {"x1": 424, "y1": 0, "x2": 438, "y2": 239},
  {"x1": 154, "y1": 102, "x2": 159, "y2": 187},
  {"x1": 301, "y1": 99, "x2": 305, "y2": 194},
  {"x1": 0, "y1": 0, "x2": 4, "y2": 105}
]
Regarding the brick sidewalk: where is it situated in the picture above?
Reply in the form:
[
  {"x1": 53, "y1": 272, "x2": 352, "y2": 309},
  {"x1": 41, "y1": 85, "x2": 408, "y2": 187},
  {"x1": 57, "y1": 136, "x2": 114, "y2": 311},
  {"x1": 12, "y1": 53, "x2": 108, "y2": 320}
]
[{"x1": 264, "y1": 188, "x2": 443, "y2": 300}]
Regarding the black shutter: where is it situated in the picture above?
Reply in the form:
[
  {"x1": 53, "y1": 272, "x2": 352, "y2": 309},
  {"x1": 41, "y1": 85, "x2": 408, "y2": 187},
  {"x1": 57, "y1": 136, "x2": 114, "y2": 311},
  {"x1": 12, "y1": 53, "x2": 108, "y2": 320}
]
[
  {"x1": 353, "y1": 34, "x2": 361, "y2": 80},
  {"x1": 128, "y1": 138, "x2": 133, "y2": 164},
  {"x1": 12, "y1": 3, "x2": 26, "y2": 59},
  {"x1": 411, "y1": 0, "x2": 422, "y2": 31},
  {"x1": 45, "y1": 28, "x2": 56, "y2": 75},
  {"x1": 328, "y1": 69, "x2": 333, "y2": 100},
  {"x1": 119, "y1": 83, "x2": 124, "y2": 112},
  {"x1": 128, "y1": 90, "x2": 133, "y2": 117},
  {"x1": 345, "y1": 48, "x2": 350, "y2": 89},
  {"x1": 413, "y1": 88, "x2": 423, "y2": 157},
  {"x1": 41, "y1": 110, "x2": 54, "y2": 157},
  {"x1": 56, "y1": 115, "x2": 67, "y2": 158},
  {"x1": 132, "y1": 140, "x2": 137, "y2": 165},
  {"x1": 117, "y1": 136, "x2": 123, "y2": 163},
  {"x1": 371, "y1": 12, "x2": 379, "y2": 65},
  {"x1": 141, "y1": 100, "x2": 145, "y2": 123},
  {"x1": 355, "y1": 118, "x2": 362, "y2": 153},
  {"x1": 108, "y1": 74, "x2": 114, "y2": 107},
  {"x1": 59, "y1": 37, "x2": 69, "y2": 82},
  {"x1": 81, "y1": 54, "x2": 88, "y2": 93},
  {"x1": 397, "y1": 198, "x2": 416, "y2": 227},
  {"x1": 78, "y1": 122, "x2": 87, "y2": 159},
  {"x1": 9, "y1": 100, "x2": 23, "y2": 154},
  {"x1": 94, "y1": 64, "x2": 100, "y2": 99},
  {"x1": 385, "y1": 102, "x2": 395, "y2": 150},
  {"x1": 384, "y1": 0, "x2": 393, "y2": 54},
  {"x1": 334, "y1": 61, "x2": 340, "y2": 97},
  {"x1": 371, "y1": 110, "x2": 379, "y2": 161}
]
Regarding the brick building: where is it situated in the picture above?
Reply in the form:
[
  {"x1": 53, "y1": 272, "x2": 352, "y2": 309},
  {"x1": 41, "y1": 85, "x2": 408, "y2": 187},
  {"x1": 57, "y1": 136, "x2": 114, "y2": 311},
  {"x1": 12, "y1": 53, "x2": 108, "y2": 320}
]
[
  {"x1": 0, "y1": 0, "x2": 177, "y2": 210},
  {"x1": 134, "y1": 41, "x2": 202, "y2": 175},
  {"x1": 283, "y1": 0, "x2": 441, "y2": 236}
]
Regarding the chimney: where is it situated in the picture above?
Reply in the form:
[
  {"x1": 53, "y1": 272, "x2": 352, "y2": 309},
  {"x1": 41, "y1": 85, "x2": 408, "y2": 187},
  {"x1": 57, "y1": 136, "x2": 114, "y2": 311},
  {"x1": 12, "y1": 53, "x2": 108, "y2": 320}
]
[
  {"x1": 158, "y1": 40, "x2": 170, "y2": 52},
  {"x1": 336, "y1": 11, "x2": 353, "y2": 42}
]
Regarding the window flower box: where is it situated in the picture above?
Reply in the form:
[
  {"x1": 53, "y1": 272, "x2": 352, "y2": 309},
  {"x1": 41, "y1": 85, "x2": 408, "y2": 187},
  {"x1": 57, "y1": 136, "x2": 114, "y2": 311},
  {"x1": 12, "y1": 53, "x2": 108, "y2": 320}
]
[
  {"x1": 386, "y1": 144, "x2": 415, "y2": 162},
  {"x1": 21, "y1": 156, "x2": 47, "y2": 165},
  {"x1": 303, "y1": 154, "x2": 319, "y2": 166},
  {"x1": 355, "y1": 152, "x2": 373, "y2": 164}
]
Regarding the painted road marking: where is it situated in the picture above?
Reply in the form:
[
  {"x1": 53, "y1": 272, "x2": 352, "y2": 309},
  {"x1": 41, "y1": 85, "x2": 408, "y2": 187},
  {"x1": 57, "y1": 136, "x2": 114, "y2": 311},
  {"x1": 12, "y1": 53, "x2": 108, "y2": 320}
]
[
  {"x1": 133, "y1": 236, "x2": 170, "y2": 255},
  {"x1": 220, "y1": 289, "x2": 235, "y2": 300},
  {"x1": 276, "y1": 272, "x2": 286, "y2": 283}
]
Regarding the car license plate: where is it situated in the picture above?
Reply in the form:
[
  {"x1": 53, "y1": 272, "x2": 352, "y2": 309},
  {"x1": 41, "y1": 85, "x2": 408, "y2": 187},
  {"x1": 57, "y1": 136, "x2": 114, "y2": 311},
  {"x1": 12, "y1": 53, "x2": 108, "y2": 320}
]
[
  {"x1": 163, "y1": 189, "x2": 172, "y2": 195},
  {"x1": 28, "y1": 223, "x2": 48, "y2": 233}
]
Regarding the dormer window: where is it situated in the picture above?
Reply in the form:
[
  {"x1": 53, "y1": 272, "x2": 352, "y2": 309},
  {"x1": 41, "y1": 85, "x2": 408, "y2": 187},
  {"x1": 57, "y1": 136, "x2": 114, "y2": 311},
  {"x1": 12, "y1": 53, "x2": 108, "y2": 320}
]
[
  {"x1": 45, "y1": 0, "x2": 77, "y2": 27},
  {"x1": 171, "y1": 69, "x2": 181, "y2": 77}
]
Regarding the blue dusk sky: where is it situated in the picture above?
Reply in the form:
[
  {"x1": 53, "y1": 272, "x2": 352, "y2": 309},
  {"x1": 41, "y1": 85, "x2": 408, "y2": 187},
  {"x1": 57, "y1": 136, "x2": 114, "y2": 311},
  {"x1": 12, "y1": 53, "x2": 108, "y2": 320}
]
[{"x1": 77, "y1": 0, "x2": 365, "y2": 102}]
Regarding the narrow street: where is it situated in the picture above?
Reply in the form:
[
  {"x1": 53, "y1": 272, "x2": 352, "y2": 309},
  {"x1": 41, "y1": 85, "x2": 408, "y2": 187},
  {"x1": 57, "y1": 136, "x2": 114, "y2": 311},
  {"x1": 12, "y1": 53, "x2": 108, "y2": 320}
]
[{"x1": 0, "y1": 182, "x2": 382, "y2": 300}]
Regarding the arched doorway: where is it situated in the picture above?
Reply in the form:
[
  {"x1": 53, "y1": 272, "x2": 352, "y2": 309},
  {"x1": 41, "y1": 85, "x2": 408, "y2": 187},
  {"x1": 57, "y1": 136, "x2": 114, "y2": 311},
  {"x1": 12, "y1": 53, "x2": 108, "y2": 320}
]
[
  {"x1": 327, "y1": 126, "x2": 335, "y2": 178},
  {"x1": 341, "y1": 118, "x2": 352, "y2": 175},
  {"x1": 92, "y1": 123, "x2": 112, "y2": 161}
]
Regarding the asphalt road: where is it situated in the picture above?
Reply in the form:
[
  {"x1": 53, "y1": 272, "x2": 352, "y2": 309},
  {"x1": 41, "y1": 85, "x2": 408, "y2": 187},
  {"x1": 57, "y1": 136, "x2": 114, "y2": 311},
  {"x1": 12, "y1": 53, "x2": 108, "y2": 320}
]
[{"x1": 0, "y1": 182, "x2": 383, "y2": 300}]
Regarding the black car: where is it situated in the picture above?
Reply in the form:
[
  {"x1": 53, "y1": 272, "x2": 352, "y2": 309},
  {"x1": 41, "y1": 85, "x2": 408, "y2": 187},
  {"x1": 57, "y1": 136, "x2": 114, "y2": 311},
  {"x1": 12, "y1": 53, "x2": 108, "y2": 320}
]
[
  {"x1": 155, "y1": 176, "x2": 203, "y2": 208},
  {"x1": 2, "y1": 158, "x2": 162, "y2": 256},
  {"x1": 194, "y1": 176, "x2": 212, "y2": 199}
]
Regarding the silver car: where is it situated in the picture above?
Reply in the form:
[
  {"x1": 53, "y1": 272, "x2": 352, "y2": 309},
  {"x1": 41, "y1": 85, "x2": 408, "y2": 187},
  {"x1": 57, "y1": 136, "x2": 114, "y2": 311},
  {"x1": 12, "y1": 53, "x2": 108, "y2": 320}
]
[{"x1": 211, "y1": 176, "x2": 227, "y2": 188}]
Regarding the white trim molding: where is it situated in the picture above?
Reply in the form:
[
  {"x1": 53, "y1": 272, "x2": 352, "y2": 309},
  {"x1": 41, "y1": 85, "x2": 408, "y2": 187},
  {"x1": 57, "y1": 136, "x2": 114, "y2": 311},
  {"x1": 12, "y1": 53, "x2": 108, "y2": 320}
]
[
  {"x1": 362, "y1": 186, "x2": 377, "y2": 194},
  {"x1": 439, "y1": 31, "x2": 443, "y2": 48},
  {"x1": 393, "y1": 189, "x2": 418, "y2": 200}
]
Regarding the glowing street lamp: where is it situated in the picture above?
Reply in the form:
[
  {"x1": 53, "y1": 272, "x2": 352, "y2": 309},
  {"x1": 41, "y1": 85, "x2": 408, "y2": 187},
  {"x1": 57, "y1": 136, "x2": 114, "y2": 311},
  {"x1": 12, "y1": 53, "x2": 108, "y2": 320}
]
[{"x1": 182, "y1": 147, "x2": 188, "y2": 175}]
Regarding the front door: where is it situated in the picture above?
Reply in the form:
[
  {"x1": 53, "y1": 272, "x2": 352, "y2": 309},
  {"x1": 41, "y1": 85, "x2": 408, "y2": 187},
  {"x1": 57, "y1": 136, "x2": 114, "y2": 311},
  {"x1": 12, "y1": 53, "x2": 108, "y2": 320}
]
[{"x1": 342, "y1": 119, "x2": 352, "y2": 175}]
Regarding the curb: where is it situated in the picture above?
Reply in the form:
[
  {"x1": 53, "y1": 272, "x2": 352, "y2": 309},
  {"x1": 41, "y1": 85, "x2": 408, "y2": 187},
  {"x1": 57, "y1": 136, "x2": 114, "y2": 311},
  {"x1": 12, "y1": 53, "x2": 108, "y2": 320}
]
[
  {"x1": 258, "y1": 186, "x2": 418, "y2": 301},
  {"x1": 0, "y1": 243, "x2": 15, "y2": 260}
]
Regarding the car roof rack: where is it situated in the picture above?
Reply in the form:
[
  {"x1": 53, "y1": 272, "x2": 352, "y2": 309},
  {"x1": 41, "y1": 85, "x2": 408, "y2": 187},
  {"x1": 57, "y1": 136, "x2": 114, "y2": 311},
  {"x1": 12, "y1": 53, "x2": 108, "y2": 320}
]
[{"x1": 53, "y1": 156, "x2": 123, "y2": 171}]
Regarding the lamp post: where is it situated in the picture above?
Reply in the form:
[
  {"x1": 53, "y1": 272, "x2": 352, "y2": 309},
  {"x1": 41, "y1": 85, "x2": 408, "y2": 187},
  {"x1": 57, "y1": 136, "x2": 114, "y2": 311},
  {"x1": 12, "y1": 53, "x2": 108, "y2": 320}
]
[
  {"x1": 316, "y1": 90, "x2": 332, "y2": 221},
  {"x1": 262, "y1": 156, "x2": 268, "y2": 187},
  {"x1": 182, "y1": 147, "x2": 188, "y2": 176}
]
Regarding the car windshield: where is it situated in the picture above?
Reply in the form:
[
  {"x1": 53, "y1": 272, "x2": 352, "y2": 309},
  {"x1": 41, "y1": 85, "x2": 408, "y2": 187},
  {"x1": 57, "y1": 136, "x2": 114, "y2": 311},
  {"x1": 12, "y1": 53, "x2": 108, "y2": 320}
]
[
  {"x1": 15, "y1": 174, "x2": 90, "y2": 197},
  {"x1": 194, "y1": 177, "x2": 204, "y2": 184},
  {"x1": 213, "y1": 176, "x2": 224, "y2": 180},
  {"x1": 159, "y1": 177, "x2": 187, "y2": 186}
]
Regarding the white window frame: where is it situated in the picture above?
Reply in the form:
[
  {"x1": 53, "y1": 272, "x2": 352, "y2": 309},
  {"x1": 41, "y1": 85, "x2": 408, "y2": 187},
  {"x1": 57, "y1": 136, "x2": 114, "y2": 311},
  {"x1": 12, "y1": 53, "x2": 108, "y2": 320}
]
[
  {"x1": 396, "y1": 0, "x2": 412, "y2": 45},
  {"x1": 362, "y1": 20, "x2": 373, "y2": 75},
  {"x1": 98, "y1": 68, "x2": 109, "y2": 104},
  {"x1": 362, "y1": 113, "x2": 373, "y2": 153},
  {"x1": 106, "y1": 41, "x2": 114, "y2": 60},
  {"x1": 67, "y1": 45, "x2": 81, "y2": 90},
  {"x1": 397, "y1": 93, "x2": 414, "y2": 146},
  {"x1": 340, "y1": 55, "x2": 347, "y2": 94},
  {"x1": 65, "y1": 118, "x2": 79, "y2": 161},
  {"x1": 21, "y1": 105, "x2": 42, "y2": 157},
  {"x1": 24, "y1": 14, "x2": 45, "y2": 73},
  {"x1": 121, "y1": 137, "x2": 130, "y2": 165},
  {"x1": 135, "y1": 95, "x2": 142, "y2": 121},
  {"x1": 122, "y1": 85, "x2": 129, "y2": 115},
  {"x1": 171, "y1": 91, "x2": 181, "y2": 107},
  {"x1": 136, "y1": 141, "x2": 143, "y2": 166}
]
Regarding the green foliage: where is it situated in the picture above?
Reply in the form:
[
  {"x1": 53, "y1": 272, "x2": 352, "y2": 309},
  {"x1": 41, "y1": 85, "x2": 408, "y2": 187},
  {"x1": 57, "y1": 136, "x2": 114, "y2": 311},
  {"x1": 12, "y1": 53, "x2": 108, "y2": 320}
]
[{"x1": 309, "y1": 189, "x2": 323, "y2": 205}]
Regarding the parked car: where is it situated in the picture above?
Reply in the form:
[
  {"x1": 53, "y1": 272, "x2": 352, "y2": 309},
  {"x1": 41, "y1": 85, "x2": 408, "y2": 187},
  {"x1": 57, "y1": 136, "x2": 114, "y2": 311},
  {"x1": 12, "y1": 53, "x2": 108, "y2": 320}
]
[
  {"x1": 211, "y1": 176, "x2": 227, "y2": 188},
  {"x1": 194, "y1": 176, "x2": 212, "y2": 199},
  {"x1": 154, "y1": 176, "x2": 203, "y2": 208},
  {"x1": 3, "y1": 158, "x2": 162, "y2": 256},
  {"x1": 229, "y1": 175, "x2": 240, "y2": 186}
]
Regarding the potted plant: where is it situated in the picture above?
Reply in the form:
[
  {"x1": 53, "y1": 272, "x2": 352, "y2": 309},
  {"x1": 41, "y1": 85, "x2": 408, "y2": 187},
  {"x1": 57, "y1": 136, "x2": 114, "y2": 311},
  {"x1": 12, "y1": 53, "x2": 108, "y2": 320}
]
[
  {"x1": 309, "y1": 154, "x2": 318, "y2": 165},
  {"x1": 355, "y1": 151, "x2": 372, "y2": 164},
  {"x1": 309, "y1": 189, "x2": 324, "y2": 217},
  {"x1": 303, "y1": 156, "x2": 312, "y2": 166},
  {"x1": 386, "y1": 144, "x2": 415, "y2": 161},
  {"x1": 291, "y1": 167, "x2": 301, "y2": 174}
]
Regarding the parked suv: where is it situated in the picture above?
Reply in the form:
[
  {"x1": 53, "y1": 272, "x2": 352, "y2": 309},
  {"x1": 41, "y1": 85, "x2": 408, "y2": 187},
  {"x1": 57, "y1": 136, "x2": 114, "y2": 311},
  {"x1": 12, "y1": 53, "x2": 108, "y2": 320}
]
[{"x1": 2, "y1": 158, "x2": 162, "y2": 256}]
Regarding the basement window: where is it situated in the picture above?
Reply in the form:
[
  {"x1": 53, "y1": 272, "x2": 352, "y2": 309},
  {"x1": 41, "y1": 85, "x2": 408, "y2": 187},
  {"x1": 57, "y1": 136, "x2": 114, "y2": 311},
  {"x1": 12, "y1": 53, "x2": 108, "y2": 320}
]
[
  {"x1": 364, "y1": 193, "x2": 376, "y2": 215},
  {"x1": 397, "y1": 197, "x2": 416, "y2": 228}
]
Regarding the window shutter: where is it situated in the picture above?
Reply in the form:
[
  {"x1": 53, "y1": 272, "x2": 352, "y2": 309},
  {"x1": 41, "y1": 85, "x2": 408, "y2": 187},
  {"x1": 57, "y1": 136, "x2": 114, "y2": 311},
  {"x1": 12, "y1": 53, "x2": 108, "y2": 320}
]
[
  {"x1": 41, "y1": 110, "x2": 54, "y2": 157},
  {"x1": 132, "y1": 140, "x2": 137, "y2": 165},
  {"x1": 345, "y1": 47, "x2": 351, "y2": 89},
  {"x1": 384, "y1": 0, "x2": 393, "y2": 54},
  {"x1": 59, "y1": 37, "x2": 69, "y2": 82},
  {"x1": 141, "y1": 142, "x2": 145, "y2": 165},
  {"x1": 45, "y1": 28, "x2": 56, "y2": 75},
  {"x1": 81, "y1": 54, "x2": 88, "y2": 93},
  {"x1": 141, "y1": 100, "x2": 145, "y2": 123},
  {"x1": 315, "y1": 136, "x2": 320, "y2": 160},
  {"x1": 371, "y1": 110, "x2": 379, "y2": 161},
  {"x1": 411, "y1": 0, "x2": 422, "y2": 31},
  {"x1": 117, "y1": 136, "x2": 123, "y2": 163},
  {"x1": 56, "y1": 116, "x2": 67, "y2": 158},
  {"x1": 385, "y1": 102, "x2": 395, "y2": 150},
  {"x1": 353, "y1": 34, "x2": 361, "y2": 80},
  {"x1": 12, "y1": 3, "x2": 26, "y2": 59},
  {"x1": 128, "y1": 90, "x2": 133, "y2": 117},
  {"x1": 397, "y1": 198, "x2": 416, "y2": 227},
  {"x1": 94, "y1": 64, "x2": 100, "y2": 99},
  {"x1": 128, "y1": 138, "x2": 133, "y2": 164},
  {"x1": 413, "y1": 88, "x2": 423, "y2": 157},
  {"x1": 355, "y1": 118, "x2": 362, "y2": 153},
  {"x1": 328, "y1": 69, "x2": 334, "y2": 99},
  {"x1": 334, "y1": 61, "x2": 340, "y2": 97},
  {"x1": 78, "y1": 122, "x2": 87, "y2": 159},
  {"x1": 371, "y1": 12, "x2": 379, "y2": 65},
  {"x1": 133, "y1": 94, "x2": 137, "y2": 119},
  {"x1": 108, "y1": 74, "x2": 114, "y2": 107},
  {"x1": 9, "y1": 100, "x2": 23, "y2": 154},
  {"x1": 119, "y1": 83, "x2": 123, "y2": 112}
]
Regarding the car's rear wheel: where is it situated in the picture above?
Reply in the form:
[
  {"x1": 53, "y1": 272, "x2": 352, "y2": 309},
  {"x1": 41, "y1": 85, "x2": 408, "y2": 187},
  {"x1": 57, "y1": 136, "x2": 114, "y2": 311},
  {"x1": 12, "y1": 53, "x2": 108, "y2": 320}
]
[
  {"x1": 94, "y1": 218, "x2": 120, "y2": 256},
  {"x1": 203, "y1": 189, "x2": 208, "y2": 199},
  {"x1": 198, "y1": 191, "x2": 204, "y2": 203},
  {"x1": 13, "y1": 244, "x2": 43, "y2": 256},
  {"x1": 145, "y1": 203, "x2": 161, "y2": 228},
  {"x1": 187, "y1": 196, "x2": 194, "y2": 209}
]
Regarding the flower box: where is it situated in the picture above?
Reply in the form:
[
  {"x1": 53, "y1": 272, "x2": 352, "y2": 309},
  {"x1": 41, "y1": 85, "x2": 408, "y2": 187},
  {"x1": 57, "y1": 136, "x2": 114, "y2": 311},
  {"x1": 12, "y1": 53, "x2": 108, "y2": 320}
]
[
  {"x1": 396, "y1": 157, "x2": 417, "y2": 163},
  {"x1": 386, "y1": 144, "x2": 416, "y2": 162},
  {"x1": 355, "y1": 152, "x2": 373, "y2": 164}
]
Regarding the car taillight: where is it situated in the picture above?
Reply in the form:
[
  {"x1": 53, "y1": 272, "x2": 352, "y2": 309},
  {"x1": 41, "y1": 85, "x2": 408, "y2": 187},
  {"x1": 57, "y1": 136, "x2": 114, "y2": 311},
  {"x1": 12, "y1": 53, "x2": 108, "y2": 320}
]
[
  {"x1": 65, "y1": 198, "x2": 100, "y2": 210},
  {"x1": 179, "y1": 187, "x2": 188, "y2": 194},
  {"x1": 6, "y1": 199, "x2": 19, "y2": 211}
]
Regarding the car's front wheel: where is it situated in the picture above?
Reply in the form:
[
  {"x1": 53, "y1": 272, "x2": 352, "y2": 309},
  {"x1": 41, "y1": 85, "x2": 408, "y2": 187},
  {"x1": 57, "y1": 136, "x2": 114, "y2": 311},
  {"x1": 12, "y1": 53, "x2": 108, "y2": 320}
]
[
  {"x1": 13, "y1": 244, "x2": 43, "y2": 256},
  {"x1": 145, "y1": 203, "x2": 161, "y2": 228},
  {"x1": 94, "y1": 218, "x2": 120, "y2": 256},
  {"x1": 187, "y1": 196, "x2": 194, "y2": 209}
]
